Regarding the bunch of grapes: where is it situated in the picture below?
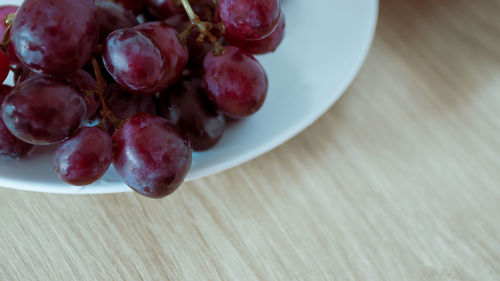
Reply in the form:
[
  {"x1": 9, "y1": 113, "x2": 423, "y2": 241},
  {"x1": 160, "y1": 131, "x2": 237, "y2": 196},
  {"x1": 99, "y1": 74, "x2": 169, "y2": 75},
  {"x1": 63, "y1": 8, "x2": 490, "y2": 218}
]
[{"x1": 0, "y1": 0, "x2": 285, "y2": 198}]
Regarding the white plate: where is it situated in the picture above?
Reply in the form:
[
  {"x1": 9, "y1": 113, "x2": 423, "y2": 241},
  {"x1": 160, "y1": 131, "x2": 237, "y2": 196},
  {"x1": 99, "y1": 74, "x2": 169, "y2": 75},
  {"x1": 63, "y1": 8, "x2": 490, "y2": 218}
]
[{"x1": 0, "y1": 0, "x2": 378, "y2": 194}]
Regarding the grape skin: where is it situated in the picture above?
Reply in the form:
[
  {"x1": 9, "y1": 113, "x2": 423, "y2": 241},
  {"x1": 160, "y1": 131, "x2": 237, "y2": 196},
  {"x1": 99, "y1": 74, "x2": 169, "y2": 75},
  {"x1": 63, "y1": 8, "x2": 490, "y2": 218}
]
[
  {"x1": 104, "y1": 82, "x2": 156, "y2": 134},
  {"x1": 54, "y1": 127, "x2": 112, "y2": 186},
  {"x1": 135, "y1": 21, "x2": 189, "y2": 92},
  {"x1": 103, "y1": 28, "x2": 165, "y2": 93},
  {"x1": 95, "y1": 0, "x2": 138, "y2": 43},
  {"x1": 15, "y1": 69, "x2": 99, "y2": 121},
  {"x1": 225, "y1": 15, "x2": 285, "y2": 55},
  {"x1": 1, "y1": 76, "x2": 86, "y2": 145},
  {"x1": 218, "y1": 0, "x2": 281, "y2": 41},
  {"x1": 0, "y1": 85, "x2": 33, "y2": 157},
  {"x1": 11, "y1": 0, "x2": 98, "y2": 75},
  {"x1": 112, "y1": 113, "x2": 192, "y2": 198},
  {"x1": 203, "y1": 45, "x2": 268, "y2": 118},
  {"x1": 159, "y1": 77, "x2": 226, "y2": 151}
]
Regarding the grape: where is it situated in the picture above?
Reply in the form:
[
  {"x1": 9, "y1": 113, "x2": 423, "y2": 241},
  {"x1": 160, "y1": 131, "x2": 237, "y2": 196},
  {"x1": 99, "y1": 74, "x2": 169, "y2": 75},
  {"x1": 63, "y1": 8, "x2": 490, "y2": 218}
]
[
  {"x1": 11, "y1": 0, "x2": 98, "y2": 76},
  {"x1": 144, "y1": 0, "x2": 184, "y2": 19},
  {"x1": 165, "y1": 14, "x2": 212, "y2": 64},
  {"x1": 0, "y1": 85, "x2": 33, "y2": 157},
  {"x1": 0, "y1": 50, "x2": 9, "y2": 84},
  {"x1": 159, "y1": 77, "x2": 225, "y2": 151},
  {"x1": 225, "y1": 15, "x2": 285, "y2": 54},
  {"x1": 0, "y1": 5, "x2": 19, "y2": 66},
  {"x1": 103, "y1": 28, "x2": 165, "y2": 93},
  {"x1": 15, "y1": 69, "x2": 99, "y2": 120},
  {"x1": 96, "y1": 0, "x2": 138, "y2": 43},
  {"x1": 135, "y1": 21, "x2": 188, "y2": 91},
  {"x1": 203, "y1": 45, "x2": 267, "y2": 118},
  {"x1": 115, "y1": 0, "x2": 145, "y2": 15},
  {"x1": 104, "y1": 82, "x2": 156, "y2": 133},
  {"x1": 112, "y1": 113, "x2": 191, "y2": 198},
  {"x1": 54, "y1": 127, "x2": 112, "y2": 186},
  {"x1": 218, "y1": 0, "x2": 281, "y2": 41},
  {"x1": 64, "y1": 70, "x2": 100, "y2": 120},
  {"x1": 1, "y1": 76, "x2": 86, "y2": 145}
]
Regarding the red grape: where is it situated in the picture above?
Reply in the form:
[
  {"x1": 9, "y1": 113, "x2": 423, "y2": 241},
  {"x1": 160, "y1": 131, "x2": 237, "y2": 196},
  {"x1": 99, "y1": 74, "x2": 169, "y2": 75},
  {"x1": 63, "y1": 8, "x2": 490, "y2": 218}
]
[
  {"x1": 64, "y1": 70, "x2": 100, "y2": 120},
  {"x1": 15, "y1": 69, "x2": 99, "y2": 120},
  {"x1": 203, "y1": 45, "x2": 268, "y2": 118},
  {"x1": 103, "y1": 28, "x2": 165, "y2": 93},
  {"x1": 112, "y1": 113, "x2": 192, "y2": 198},
  {"x1": 104, "y1": 82, "x2": 156, "y2": 133},
  {"x1": 1, "y1": 76, "x2": 86, "y2": 145},
  {"x1": 54, "y1": 127, "x2": 112, "y2": 186},
  {"x1": 159, "y1": 77, "x2": 225, "y2": 151},
  {"x1": 225, "y1": 15, "x2": 285, "y2": 54},
  {"x1": 135, "y1": 21, "x2": 188, "y2": 91},
  {"x1": 0, "y1": 50, "x2": 9, "y2": 84},
  {"x1": 0, "y1": 85, "x2": 33, "y2": 157},
  {"x1": 96, "y1": 0, "x2": 138, "y2": 43},
  {"x1": 11, "y1": 0, "x2": 98, "y2": 76},
  {"x1": 218, "y1": 0, "x2": 281, "y2": 41}
]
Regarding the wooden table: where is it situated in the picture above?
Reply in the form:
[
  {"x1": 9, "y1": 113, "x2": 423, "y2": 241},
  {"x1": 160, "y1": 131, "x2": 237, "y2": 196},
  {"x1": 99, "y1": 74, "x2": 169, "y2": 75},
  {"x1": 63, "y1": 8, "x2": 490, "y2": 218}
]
[{"x1": 1, "y1": 0, "x2": 499, "y2": 280}]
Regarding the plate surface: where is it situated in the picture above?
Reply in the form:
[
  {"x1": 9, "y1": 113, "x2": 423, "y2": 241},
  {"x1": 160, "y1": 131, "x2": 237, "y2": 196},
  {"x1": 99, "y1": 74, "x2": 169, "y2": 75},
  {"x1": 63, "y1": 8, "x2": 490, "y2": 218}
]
[{"x1": 0, "y1": 0, "x2": 378, "y2": 194}]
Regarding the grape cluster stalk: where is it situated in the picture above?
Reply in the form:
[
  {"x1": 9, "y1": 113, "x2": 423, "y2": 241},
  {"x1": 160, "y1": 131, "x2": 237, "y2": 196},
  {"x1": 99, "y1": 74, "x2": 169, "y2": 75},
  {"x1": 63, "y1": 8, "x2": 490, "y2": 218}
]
[{"x1": 0, "y1": 0, "x2": 285, "y2": 198}]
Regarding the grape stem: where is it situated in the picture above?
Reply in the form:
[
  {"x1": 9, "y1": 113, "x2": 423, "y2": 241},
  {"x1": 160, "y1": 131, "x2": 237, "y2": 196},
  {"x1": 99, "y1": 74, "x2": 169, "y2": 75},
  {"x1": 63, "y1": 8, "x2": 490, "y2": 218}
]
[
  {"x1": 0, "y1": 14, "x2": 15, "y2": 52},
  {"x1": 179, "y1": 0, "x2": 225, "y2": 56},
  {"x1": 89, "y1": 57, "x2": 122, "y2": 129}
]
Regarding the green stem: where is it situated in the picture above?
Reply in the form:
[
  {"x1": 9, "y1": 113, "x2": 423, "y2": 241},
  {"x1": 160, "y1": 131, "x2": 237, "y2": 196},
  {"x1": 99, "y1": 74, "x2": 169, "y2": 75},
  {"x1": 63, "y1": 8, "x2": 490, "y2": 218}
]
[{"x1": 180, "y1": 0, "x2": 225, "y2": 55}]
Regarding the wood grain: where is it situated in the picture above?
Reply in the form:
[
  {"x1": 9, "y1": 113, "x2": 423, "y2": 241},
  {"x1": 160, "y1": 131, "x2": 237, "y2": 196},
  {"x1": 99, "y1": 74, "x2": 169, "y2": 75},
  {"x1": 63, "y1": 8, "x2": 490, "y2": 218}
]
[{"x1": 1, "y1": 0, "x2": 500, "y2": 280}]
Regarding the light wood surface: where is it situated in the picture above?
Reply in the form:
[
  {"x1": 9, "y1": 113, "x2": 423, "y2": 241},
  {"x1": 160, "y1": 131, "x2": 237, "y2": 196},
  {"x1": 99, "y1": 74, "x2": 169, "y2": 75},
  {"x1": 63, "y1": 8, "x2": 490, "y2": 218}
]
[{"x1": 2, "y1": 0, "x2": 500, "y2": 280}]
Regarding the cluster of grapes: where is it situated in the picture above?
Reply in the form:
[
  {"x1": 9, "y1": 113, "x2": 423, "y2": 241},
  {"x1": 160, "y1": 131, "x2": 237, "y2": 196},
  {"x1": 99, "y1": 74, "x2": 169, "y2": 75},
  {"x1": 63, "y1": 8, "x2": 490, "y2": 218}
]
[{"x1": 0, "y1": 0, "x2": 284, "y2": 198}]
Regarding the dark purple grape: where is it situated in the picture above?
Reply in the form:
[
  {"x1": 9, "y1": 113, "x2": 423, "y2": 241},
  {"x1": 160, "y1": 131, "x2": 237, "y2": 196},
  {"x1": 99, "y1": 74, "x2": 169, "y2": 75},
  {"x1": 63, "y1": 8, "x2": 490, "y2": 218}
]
[
  {"x1": 0, "y1": 85, "x2": 33, "y2": 157},
  {"x1": 203, "y1": 45, "x2": 267, "y2": 118},
  {"x1": 64, "y1": 70, "x2": 100, "y2": 120},
  {"x1": 103, "y1": 28, "x2": 165, "y2": 93},
  {"x1": 105, "y1": 82, "x2": 156, "y2": 120},
  {"x1": 96, "y1": 0, "x2": 138, "y2": 43},
  {"x1": 115, "y1": 0, "x2": 144, "y2": 14},
  {"x1": 159, "y1": 77, "x2": 225, "y2": 151},
  {"x1": 135, "y1": 21, "x2": 188, "y2": 91},
  {"x1": 218, "y1": 0, "x2": 281, "y2": 41},
  {"x1": 11, "y1": 0, "x2": 98, "y2": 76},
  {"x1": 15, "y1": 69, "x2": 100, "y2": 120},
  {"x1": 144, "y1": 0, "x2": 184, "y2": 19},
  {"x1": 225, "y1": 15, "x2": 285, "y2": 54},
  {"x1": 103, "y1": 82, "x2": 156, "y2": 133},
  {"x1": 112, "y1": 113, "x2": 191, "y2": 198},
  {"x1": 2, "y1": 77, "x2": 86, "y2": 145},
  {"x1": 54, "y1": 127, "x2": 112, "y2": 186}
]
